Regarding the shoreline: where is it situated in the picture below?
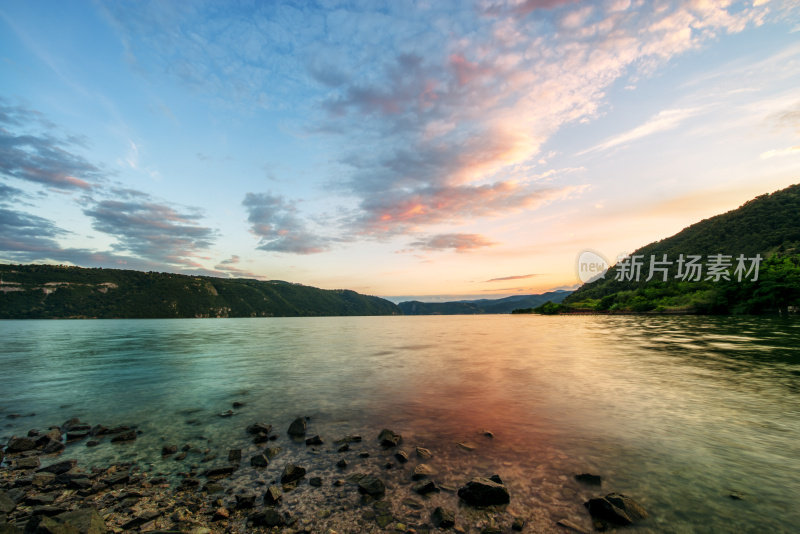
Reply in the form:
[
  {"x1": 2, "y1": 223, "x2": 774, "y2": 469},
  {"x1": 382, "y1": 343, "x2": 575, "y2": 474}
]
[{"x1": 1, "y1": 412, "x2": 645, "y2": 533}]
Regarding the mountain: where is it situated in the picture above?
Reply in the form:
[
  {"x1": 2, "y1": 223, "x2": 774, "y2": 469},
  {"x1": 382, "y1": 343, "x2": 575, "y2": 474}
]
[
  {"x1": 561, "y1": 183, "x2": 800, "y2": 314},
  {"x1": 399, "y1": 290, "x2": 572, "y2": 315},
  {"x1": 0, "y1": 264, "x2": 400, "y2": 319}
]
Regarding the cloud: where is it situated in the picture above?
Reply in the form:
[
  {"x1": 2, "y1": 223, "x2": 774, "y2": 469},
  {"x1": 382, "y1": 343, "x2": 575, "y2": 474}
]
[
  {"x1": 409, "y1": 233, "x2": 495, "y2": 252},
  {"x1": 0, "y1": 101, "x2": 102, "y2": 190},
  {"x1": 580, "y1": 107, "x2": 704, "y2": 154},
  {"x1": 759, "y1": 146, "x2": 800, "y2": 159},
  {"x1": 83, "y1": 189, "x2": 215, "y2": 267},
  {"x1": 361, "y1": 183, "x2": 586, "y2": 234},
  {"x1": 100, "y1": 0, "x2": 786, "y2": 245},
  {"x1": 243, "y1": 192, "x2": 328, "y2": 254},
  {"x1": 485, "y1": 274, "x2": 537, "y2": 282}
]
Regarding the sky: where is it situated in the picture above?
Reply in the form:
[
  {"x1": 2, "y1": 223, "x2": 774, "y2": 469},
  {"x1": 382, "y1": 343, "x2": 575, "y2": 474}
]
[{"x1": 1, "y1": 0, "x2": 798, "y2": 302}]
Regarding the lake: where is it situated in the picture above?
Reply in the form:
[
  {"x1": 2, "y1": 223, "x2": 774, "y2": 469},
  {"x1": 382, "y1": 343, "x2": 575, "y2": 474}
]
[{"x1": 1, "y1": 315, "x2": 799, "y2": 532}]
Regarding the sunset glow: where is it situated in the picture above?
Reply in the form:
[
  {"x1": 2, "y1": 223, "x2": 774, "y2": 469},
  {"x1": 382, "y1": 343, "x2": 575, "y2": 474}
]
[{"x1": 1, "y1": 1, "x2": 798, "y2": 301}]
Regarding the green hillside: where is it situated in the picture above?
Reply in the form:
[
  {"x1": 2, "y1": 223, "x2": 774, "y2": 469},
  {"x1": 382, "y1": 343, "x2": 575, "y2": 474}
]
[
  {"x1": 0, "y1": 264, "x2": 401, "y2": 318},
  {"x1": 558, "y1": 184, "x2": 800, "y2": 314}
]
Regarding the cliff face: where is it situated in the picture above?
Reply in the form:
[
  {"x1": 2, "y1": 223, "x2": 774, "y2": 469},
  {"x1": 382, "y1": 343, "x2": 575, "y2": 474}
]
[{"x1": 0, "y1": 264, "x2": 401, "y2": 318}]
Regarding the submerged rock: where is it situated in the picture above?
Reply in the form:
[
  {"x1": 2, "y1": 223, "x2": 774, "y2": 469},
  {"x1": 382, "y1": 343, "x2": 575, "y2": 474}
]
[
  {"x1": 235, "y1": 493, "x2": 256, "y2": 509},
  {"x1": 287, "y1": 417, "x2": 307, "y2": 437},
  {"x1": 431, "y1": 506, "x2": 455, "y2": 528},
  {"x1": 377, "y1": 429, "x2": 401, "y2": 447},
  {"x1": 250, "y1": 454, "x2": 269, "y2": 468},
  {"x1": 415, "y1": 446, "x2": 432, "y2": 459},
  {"x1": 394, "y1": 450, "x2": 409, "y2": 463},
  {"x1": 412, "y1": 463, "x2": 437, "y2": 480},
  {"x1": 584, "y1": 493, "x2": 648, "y2": 526},
  {"x1": 575, "y1": 473, "x2": 602, "y2": 486},
  {"x1": 264, "y1": 484, "x2": 282, "y2": 506},
  {"x1": 280, "y1": 463, "x2": 306, "y2": 484},
  {"x1": 357, "y1": 475, "x2": 386, "y2": 496},
  {"x1": 412, "y1": 480, "x2": 439, "y2": 495},
  {"x1": 110, "y1": 430, "x2": 136, "y2": 443},
  {"x1": 250, "y1": 509, "x2": 285, "y2": 527},
  {"x1": 457, "y1": 477, "x2": 510, "y2": 506},
  {"x1": 161, "y1": 445, "x2": 178, "y2": 456},
  {"x1": 305, "y1": 435, "x2": 323, "y2": 446}
]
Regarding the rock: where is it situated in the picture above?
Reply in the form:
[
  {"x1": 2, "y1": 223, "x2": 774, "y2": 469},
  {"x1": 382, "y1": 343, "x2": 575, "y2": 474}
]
[
  {"x1": 25, "y1": 492, "x2": 57, "y2": 506},
  {"x1": 5, "y1": 437, "x2": 37, "y2": 453},
  {"x1": 85, "y1": 441, "x2": 99, "y2": 448},
  {"x1": 36, "y1": 429, "x2": 62, "y2": 446},
  {"x1": 0, "y1": 491, "x2": 16, "y2": 514},
  {"x1": 412, "y1": 464, "x2": 437, "y2": 480},
  {"x1": 729, "y1": 491, "x2": 745, "y2": 500},
  {"x1": 287, "y1": 417, "x2": 307, "y2": 437},
  {"x1": 250, "y1": 454, "x2": 269, "y2": 467},
  {"x1": 228, "y1": 449, "x2": 241, "y2": 463},
  {"x1": 162, "y1": 445, "x2": 178, "y2": 456},
  {"x1": 482, "y1": 430, "x2": 494, "y2": 438},
  {"x1": 246, "y1": 423, "x2": 272, "y2": 435},
  {"x1": 456, "y1": 441, "x2": 476, "y2": 452},
  {"x1": 42, "y1": 440, "x2": 65, "y2": 454},
  {"x1": 232, "y1": 401, "x2": 245, "y2": 408},
  {"x1": 110, "y1": 431, "x2": 136, "y2": 443},
  {"x1": 174, "y1": 452, "x2": 187, "y2": 461},
  {"x1": 37, "y1": 459, "x2": 77, "y2": 475},
  {"x1": 457, "y1": 478, "x2": 510, "y2": 506},
  {"x1": 394, "y1": 450, "x2": 409, "y2": 463},
  {"x1": 103, "y1": 472, "x2": 129, "y2": 486},
  {"x1": 68, "y1": 478, "x2": 92, "y2": 490},
  {"x1": 415, "y1": 447, "x2": 432, "y2": 459},
  {"x1": 212, "y1": 507, "x2": 230, "y2": 520},
  {"x1": 250, "y1": 509, "x2": 284, "y2": 527},
  {"x1": 309, "y1": 477, "x2": 322, "y2": 487},
  {"x1": 512, "y1": 516, "x2": 525, "y2": 531},
  {"x1": 584, "y1": 493, "x2": 648, "y2": 526},
  {"x1": 264, "y1": 485, "x2": 282, "y2": 506},
  {"x1": 13, "y1": 457, "x2": 40, "y2": 470},
  {"x1": 574, "y1": 473, "x2": 601, "y2": 486},
  {"x1": 359, "y1": 452, "x2": 370, "y2": 458},
  {"x1": 335, "y1": 434, "x2": 362, "y2": 444},
  {"x1": 357, "y1": 475, "x2": 386, "y2": 496},
  {"x1": 89, "y1": 425, "x2": 108, "y2": 436},
  {"x1": 66, "y1": 431, "x2": 90, "y2": 442},
  {"x1": 336, "y1": 459, "x2": 348, "y2": 469},
  {"x1": 337, "y1": 443, "x2": 350, "y2": 452},
  {"x1": 25, "y1": 507, "x2": 107, "y2": 534},
  {"x1": 121, "y1": 510, "x2": 161, "y2": 530},
  {"x1": 412, "y1": 480, "x2": 439, "y2": 495},
  {"x1": 556, "y1": 518, "x2": 590, "y2": 533},
  {"x1": 431, "y1": 506, "x2": 455, "y2": 528},
  {"x1": 377, "y1": 429, "x2": 401, "y2": 447},
  {"x1": 305, "y1": 435, "x2": 323, "y2": 446},
  {"x1": 264, "y1": 447, "x2": 281, "y2": 459},
  {"x1": 489, "y1": 474, "x2": 503, "y2": 484},
  {"x1": 235, "y1": 493, "x2": 256, "y2": 509},
  {"x1": 203, "y1": 466, "x2": 237, "y2": 480},
  {"x1": 280, "y1": 464, "x2": 306, "y2": 484},
  {"x1": 218, "y1": 410, "x2": 234, "y2": 417}
]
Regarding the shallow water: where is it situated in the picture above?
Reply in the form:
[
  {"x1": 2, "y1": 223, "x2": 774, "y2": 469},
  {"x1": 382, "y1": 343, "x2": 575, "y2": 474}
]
[{"x1": 1, "y1": 315, "x2": 799, "y2": 532}]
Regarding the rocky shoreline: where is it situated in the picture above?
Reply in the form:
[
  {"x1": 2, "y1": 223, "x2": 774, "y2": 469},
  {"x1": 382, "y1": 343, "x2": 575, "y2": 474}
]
[{"x1": 1, "y1": 411, "x2": 648, "y2": 533}]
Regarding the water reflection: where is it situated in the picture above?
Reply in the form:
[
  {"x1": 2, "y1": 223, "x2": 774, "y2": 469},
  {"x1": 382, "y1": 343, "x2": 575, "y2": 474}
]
[{"x1": 0, "y1": 315, "x2": 798, "y2": 532}]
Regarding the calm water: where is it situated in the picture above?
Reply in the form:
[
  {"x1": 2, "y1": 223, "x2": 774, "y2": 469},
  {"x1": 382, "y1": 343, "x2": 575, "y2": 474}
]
[{"x1": 1, "y1": 316, "x2": 799, "y2": 533}]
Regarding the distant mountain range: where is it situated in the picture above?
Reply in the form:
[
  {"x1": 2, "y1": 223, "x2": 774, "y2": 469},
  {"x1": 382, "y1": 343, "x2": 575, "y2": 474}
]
[
  {"x1": 0, "y1": 264, "x2": 400, "y2": 319},
  {"x1": 398, "y1": 291, "x2": 572, "y2": 315}
]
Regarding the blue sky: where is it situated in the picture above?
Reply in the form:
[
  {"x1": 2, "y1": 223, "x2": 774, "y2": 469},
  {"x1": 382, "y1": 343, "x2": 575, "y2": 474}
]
[{"x1": 1, "y1": 0, "x2": 798, "y2": 301}]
